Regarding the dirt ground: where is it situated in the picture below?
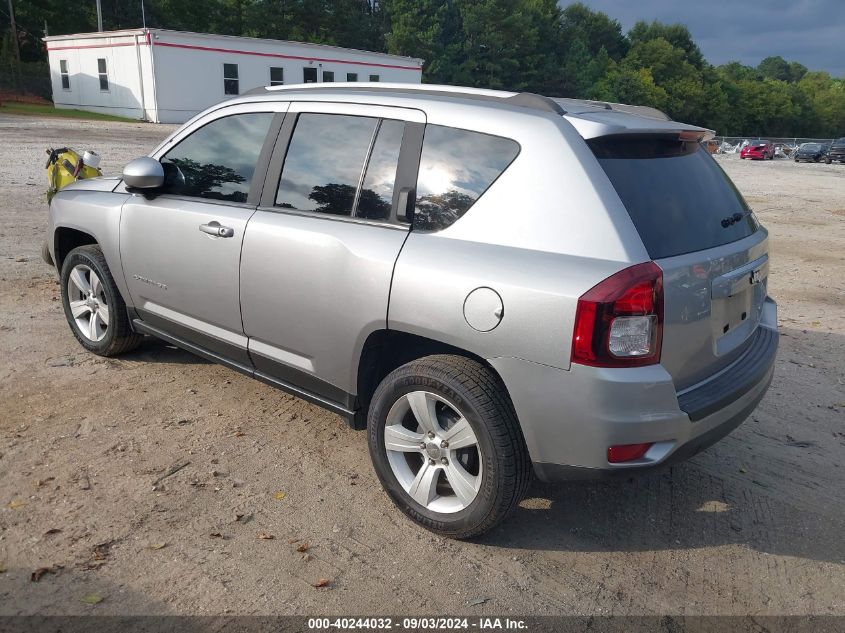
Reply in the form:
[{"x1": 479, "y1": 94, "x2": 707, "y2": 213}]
[{"x1": 0, "y1": 114, "x2": 843, "y2": 617}]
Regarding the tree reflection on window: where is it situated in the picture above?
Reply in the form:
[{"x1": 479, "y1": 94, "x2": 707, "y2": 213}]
[
  {"x1": 163, "y1": 158, "x2": 248, "y2": 202},
  {"x1": 414, "y1": 191, "x2": 475, "y2": 231},
  {"x1": 413, "y1": 126, "x2": 519, "y2": 231},
  {"x1": 275, "y1": 114, "x2": 403, "y2": 222},
  {"x1": 160, "y1": 112, "x2": 273, "y2": 202},
  {"x1": 276, "y1": 113, "x2": 379, "y2": 216}
]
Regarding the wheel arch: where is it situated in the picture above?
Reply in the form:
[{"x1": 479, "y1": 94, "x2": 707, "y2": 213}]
[
  {"x1": 54, "y1": 226, "x2": 98, "y2": 271},
  {"x1": 354, "y1": 329, "x2": 514, "y2": 429}
]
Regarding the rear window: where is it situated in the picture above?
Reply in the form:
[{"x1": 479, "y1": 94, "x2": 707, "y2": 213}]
[{"x1": 590, "y1": 136, "x2": 758, "y2": 259}]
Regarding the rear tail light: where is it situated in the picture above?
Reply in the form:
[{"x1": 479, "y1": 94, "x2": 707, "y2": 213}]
[
  {"x1": 608, "y1": 443, "x2": 653, "y2": 463},
  {"x1": 571, "y1": 262, "x2": 663, "y2": 368}
]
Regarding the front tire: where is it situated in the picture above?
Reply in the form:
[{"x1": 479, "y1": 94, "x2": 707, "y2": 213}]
[
  {"x1": 367, "y1": 355, "x2": 531, "y2": 539},
  {"x1": 41, "y1": 240, "x2": 54, "y2": 266},
  {"x1": 60, "y1": 245, "x2": 143, "y2": 356}
]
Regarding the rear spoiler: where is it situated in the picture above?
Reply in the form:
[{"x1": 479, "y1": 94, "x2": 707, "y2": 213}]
[{"x1": 556, "y1": 99, "x2": 714, "y2": 142}]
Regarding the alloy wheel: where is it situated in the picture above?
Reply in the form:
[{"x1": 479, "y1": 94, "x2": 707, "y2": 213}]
[
  {"x1": 67, "y1": 264, "x2": 110, "y2": 342},
  {"x1": 383, "y1": 390, "x2": 483, "y2": 514}
]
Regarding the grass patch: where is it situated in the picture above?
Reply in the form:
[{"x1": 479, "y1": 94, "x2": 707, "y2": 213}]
[{"x1": 0, "y1": 102, "x2": 138, "y2": 122}]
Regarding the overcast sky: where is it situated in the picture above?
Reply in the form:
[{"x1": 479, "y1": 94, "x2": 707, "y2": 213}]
[{"x1": 563, "y1": 0, "x2": 845, "y2": 78}]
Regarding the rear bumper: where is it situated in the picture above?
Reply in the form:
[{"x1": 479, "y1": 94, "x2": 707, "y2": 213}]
[{"x1": 490, "y1": 298, "x2": 778, "y2": 482}]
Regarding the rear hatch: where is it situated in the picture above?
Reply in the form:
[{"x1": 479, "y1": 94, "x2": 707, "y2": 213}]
[{"x1": 578, "y1": 123, "x2": 768, "y2": 391}]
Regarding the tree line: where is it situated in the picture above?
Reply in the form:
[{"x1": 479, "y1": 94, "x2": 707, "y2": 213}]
[{"x1": 2, "y1": 0, "x2": 843, "y2": 137}]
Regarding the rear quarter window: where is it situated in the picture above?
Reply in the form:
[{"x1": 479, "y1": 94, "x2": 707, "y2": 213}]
[
  {"x1": 413, "y1": 125, "x2": 519, "y2": 231},
  {"x1": 590, "y1": 136, "x2": 758, "y2": 259}
]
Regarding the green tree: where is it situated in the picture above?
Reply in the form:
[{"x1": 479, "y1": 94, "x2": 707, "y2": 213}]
[
  {"x1": 591, "y1": 65, "x2": 668, "y2": 111},
  {"x1": 628, "y1": 20, "x2": 705, "y2": 68},
  {"x1": 559, "y1": 2, "x2": 627, "y2": 61},
  {"x1": 758, "y1": 56, "x2": 791, "y2": 81}
]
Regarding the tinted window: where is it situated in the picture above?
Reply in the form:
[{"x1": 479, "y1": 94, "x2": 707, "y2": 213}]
[
  {"x1": 276, "y1": 114, "x2": 377, "y2": 216},
  {"x1": 97, "y1": 58, "x2": 108, "y2": 91},
  {"x1": 414, "y1": 125, "x2": 519, "y2": 231},
  {"x1": 223, "y1": 63, "x2": 238, "y2": 95},
  {"x1": 357, "y1": 119, "x2": 404, "y2": 220},
  {"x1": 161, "y1": 113, "x2": 273, "y2": 203},
  {"x1": 323, "y1": 71, "x2": 334, "y2": 82},
  {"x1": 591, "y1": 137, "x2": 757, "y2": 259},
  {"x1": 60, "y1": 60, "x2": 70, "y2": 90},
  {"x1": 369, "y1": 74, "x2": 380, "y2": 82},
  {"x1": 347, "y1": 73, "x2": 358, "y2": 82}
]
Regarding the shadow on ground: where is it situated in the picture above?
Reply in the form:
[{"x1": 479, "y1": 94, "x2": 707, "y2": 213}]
[{"x1": 115, "y1": 329, "x2": 845, "y2": 566}]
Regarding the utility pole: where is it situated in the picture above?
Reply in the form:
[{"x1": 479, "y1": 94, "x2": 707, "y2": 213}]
[
  {"x1": 96, "y1": 0, "x2": 104, "y2": 31},
  {"x1": 6, "y1": 0, "x2": 21, "y2": 64}
]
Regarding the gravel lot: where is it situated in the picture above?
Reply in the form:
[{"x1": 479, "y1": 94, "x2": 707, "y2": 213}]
[{"x1": 1, "y1": 114, "x2": 843, "y2": 617}]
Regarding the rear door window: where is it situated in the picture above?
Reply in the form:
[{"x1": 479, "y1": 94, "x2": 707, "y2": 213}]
[
  {"x1": 590, "y1": 136, "x2": 758, "y2": 259},
  {"x1": 357, "y1": 119, "x2": 404, "y2": 220},
  {"x1": 275, "y1": 113, "x2": 405, "y2": 221},
  {"x1": 413, "y1": 125, "x2": 519, "y2": 231},
  {"x1": 276, "y1": 114, "x2": 377, "y2": 216},
  {"x1": 160, "y1": 112, "x2": 274, "y2": 203}
]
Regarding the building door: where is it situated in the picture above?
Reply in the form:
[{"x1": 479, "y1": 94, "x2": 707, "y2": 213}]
[{"x1": 303, "y1": 67, "x2": 318, "y2": 83}]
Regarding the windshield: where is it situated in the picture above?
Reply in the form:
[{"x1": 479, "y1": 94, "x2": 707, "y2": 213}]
[
  {"x1": 591, "y1": 136, "x2": 758, "y2": 259},
  {"x1": 801, "y1": 144, "x2": 821, "y2": 150}
]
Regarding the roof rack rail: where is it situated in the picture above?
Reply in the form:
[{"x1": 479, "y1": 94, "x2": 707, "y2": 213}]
[
  {"x1": 242, "y1": 83, "x2": 567, "y2": 115},
  {"x1": 505, "y1": 93, "x2": 566, "y2": 115}
]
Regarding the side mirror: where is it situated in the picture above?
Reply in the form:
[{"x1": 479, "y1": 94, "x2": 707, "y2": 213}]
[{"x1": 123, "y1": 157, "x2": 164, "y2": 190}]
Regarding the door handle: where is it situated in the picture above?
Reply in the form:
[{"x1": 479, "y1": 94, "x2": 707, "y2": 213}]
[
  {"x1": 396, "y1": 186, "x2": 414, "y2": 222},
  {"x1": 199, "y1": 222, "x2": 234, "y2": 238}
]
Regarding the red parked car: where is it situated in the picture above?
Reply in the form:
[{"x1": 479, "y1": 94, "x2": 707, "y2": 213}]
[{"x1": 740, "y1": 140, "x2": 775, "y2": 160}]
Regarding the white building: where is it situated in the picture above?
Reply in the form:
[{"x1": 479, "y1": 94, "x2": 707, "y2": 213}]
[{"x1": 43, "y1": 29, "x2": 424, "y2": 123}]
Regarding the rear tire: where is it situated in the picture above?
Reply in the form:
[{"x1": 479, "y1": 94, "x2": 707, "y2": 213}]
[
  {"x1": 367, "y1": 355, "x2": 531, "y2": 539},
  {"x1": 60, "y1": 245, "x2": 143, "y2": 357}
]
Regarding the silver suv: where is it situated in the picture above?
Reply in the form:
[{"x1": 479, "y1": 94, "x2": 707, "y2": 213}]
[{"x1": 47, "y1": 84, "x2": 778, "y2": 538}]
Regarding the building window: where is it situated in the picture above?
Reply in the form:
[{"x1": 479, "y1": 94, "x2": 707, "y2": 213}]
[
  {"x1": 322, "y1": 70, "x2": 334, "y2": 82},
  {"x1": 346, "y1": 72, "x2": 358, "y2": 82},
  {"x1": 97, "y1": 58, "x2": 109, "y2": 91},
  {"x1": 59, "y1": 60, "x2": 70, "y2": 90},
  {"x1": 369, "y1": 74, "x2": 380, "y2": 82},
  {"x1": 303, "y1": 67, "x2": 317, "y2": 83},
  {"x1": 224, "y1": 63, "x2": 239, "y2": 95},
  {"x1": 270, "y1": 67, "x2": 284, "y2": 86}
]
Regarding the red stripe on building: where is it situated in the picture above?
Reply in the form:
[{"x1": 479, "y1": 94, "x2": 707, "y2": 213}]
[
  {"x1": 47, "y1": 41, "x2": 140, "y2": 51},
  {"x1": 47, "y1": 38, "x2": 423, "y2": 72}
]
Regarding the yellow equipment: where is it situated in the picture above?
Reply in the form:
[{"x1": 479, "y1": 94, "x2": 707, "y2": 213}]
[{"x1": 45, "y1": 147, "x2": 103, "y2": 202}]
